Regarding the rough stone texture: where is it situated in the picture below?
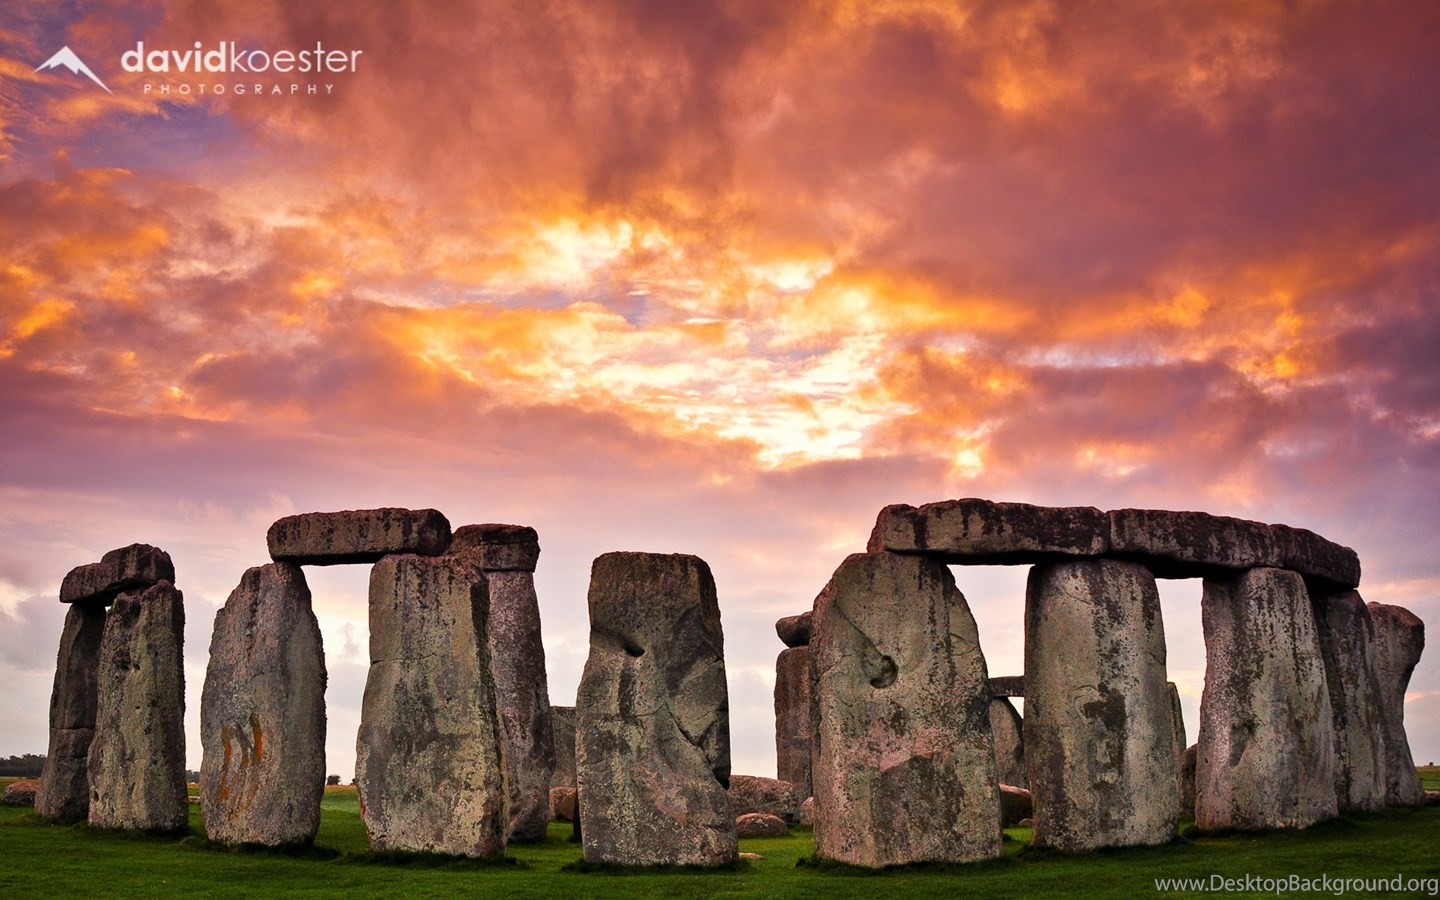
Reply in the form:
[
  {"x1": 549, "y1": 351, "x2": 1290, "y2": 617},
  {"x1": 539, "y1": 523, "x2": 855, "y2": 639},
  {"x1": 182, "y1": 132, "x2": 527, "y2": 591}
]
[
  {"x1": 1426, "y1": 791, "x2": 1440, "y2": 807},
  {"x1": 1180, "y1": 744, "x2": 1197, "y2": 821},
  {"x1": 1277, "y1": 525, "x2": 1362, "y2": 591},
  {"x1": 812, "y1": 552, "x2": 1000, "y2": 867},
  {"x1": 60, "y1": 544, "x2": 174, "y2": 605},
  {"x1": 1025, "y1": 560, "x2": 1178, "y2": 851},
  {"x1": 576, "y1": 552, "x2": 736, "y2": 867},
  {"x1": 450, "y1": 524, "x2": 541, "y2": 572},
  {"x1": 1108, "y1": 509, "x2": 1282, "y2": 579},
  {"x1": 35, "y1": 601, "x2": 106, "y2": 820},
  {"x1": 87, "y1": 582, "x2": 188, "y2": 832},
  {"x1": 798, "y1": 796, "x2": 815, "y2": 825},
  {"x1": 1312, "y1": 591, "x2": 1387, "y2": 812},
  {"x1": 451, "y1": 528, "x2": 554, "y2": 842},
  {"x1": 728, "y1": 775, "x2": 799, "y2": 820},
  {"x1": 1196, "y1": 568, "x2": 1337, "y2": 830},
  {"x1": 775, "y1": 611, "x2": 812, "y2": 647},
  {"x1": 1168, "y1": 682, "x2": 1187, "y2": 820},
  {"x1": 550, "y1": 786, "x2": 578, "y2": 822},
  {"x1": 267, "y1": 508, "x2": 452, "y2": 566},
  {"x1": 4, "y1": 780, "x2": 38, "y2": 806},
  {"x1": 550, "y1": 706, "x2": 576, "y2": 789},
  {"x1": 1368, "y1": 602, "x2": 1426, "y2": 806},
  {"x1": 200, "y1": 563, "x2": 327, "y2": 846},
  {"x1": 869, "y1": 499, "x2": 1109, "y2": 564},
  {"x1": 774, "y1": 647, "x2": 814, "y2": 799},
  {"x1": 1000, "y1": 785, "x2": 1033, "y2": 827},
  {"x1": 355, "y1": 554, "x2": 507, "y2": 857},
  {"x1": 989, "y1": 697, "x2": 1027, "y2": 790},
  {"x1": 989, "y1": 675, "x2": 1025, "y2": 697},
  {"x1": 736, "y1": 812, "x2": 788, "y2": 837}
]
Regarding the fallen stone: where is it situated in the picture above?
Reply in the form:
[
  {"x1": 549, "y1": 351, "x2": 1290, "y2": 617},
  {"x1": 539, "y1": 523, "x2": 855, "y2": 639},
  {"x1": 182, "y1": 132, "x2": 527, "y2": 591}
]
[
  {"x1": 1313, "y1": 591, "x2": 1387, "y2": 812},
  {"x1": 35, "y1": 601, "x2": 106, "y2": 820},
  {"x1": 1018, "y1": 817, "x2": 1034, "y2": 827},
  {"x1": 3, "y1": 780, "x2": 38, "y2": 806},
  {"x1": 451, "y1": 526, "x2": 554, "y2": 842},
  {"x1": 813, "y1": 552, "x2": 1000, "y2": 867},
  {"x1": 1025, "y1": 560, "x2": 1178, "y2": 851},
  {"x1": 798, "y1": 796, "x2": 815, "y2": 825},
  {"x1": 773, "y1": 647, "x2": 814, "y2": 799},
  {"x1": 728, "y1": 775, "x2": 799, "y2": 820},
  {"x1": 267, "y1": 508, "x2": 451, "y2": 566},
  {"x1": 576, "y1": 552, "x2": 736, "y2": 867},
  {"x1": 1180, "y1": 744, "x2": 1197, "y2": 821},
  {"x1": 60, "y1": 544, "x2": 174, "y2": 605},
  {"x1": 990, "y1": 697, "x2": 1026, "y2": 789},
  {"x1": 1107, "y1": 509, "x2": 1282, "y2": 579},
  {"x1": 1277, "y1": 525, "x2": 1361, "y2": 591},
  {"x1": 200, "y1": 563, "x2": 327, "y2": 847},
  {"x1": 550, "y1": 706, "x2": 576, "y2": 789},
  {"x1": 1196, "y1": 568, "x2": 1337, "y2": 830},
  {"x1": 1000, "y1": 784, "x2": 1032, "y2": 827},
  {"x1": 550, "y1": 786, "x2": 578, "y2": 822},
  {"x1": 356, "y1": 554, "x2": 507, "y2": 857},
  {"x1": 989, "y1": 675, "x2": 1025, "y2": 697},
  {"x1": 736, "y1": 812, "x2": 788, "y2": 837},
  {"x1": 775, "y1": 611, "x2": 812, "y2": 647},
  {"x1": 739, "y1": 851, "x2": 764, "y2": 860},
  {"x1": 450, "y1": 524, "x2": 540, "y2": 572},
  {"x1": 868, "y1": 499, "x2": 1109, "y2": 564},
  {"x1": 1368, "y1": 602, "x2": 1426, "y2": 806},
  {"x1": 88, "y1": 582, "x2": 188, "y2": 832}
]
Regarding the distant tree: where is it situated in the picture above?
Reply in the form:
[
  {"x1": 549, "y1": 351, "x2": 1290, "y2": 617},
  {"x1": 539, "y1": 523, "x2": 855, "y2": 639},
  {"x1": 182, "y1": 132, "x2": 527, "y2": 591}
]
[
  {"x1": 326, "y1": 774, "x2": 340, "y2": 786},
  {"x1": 0, "y1": 754, "x2": 46, "y2": 777}
]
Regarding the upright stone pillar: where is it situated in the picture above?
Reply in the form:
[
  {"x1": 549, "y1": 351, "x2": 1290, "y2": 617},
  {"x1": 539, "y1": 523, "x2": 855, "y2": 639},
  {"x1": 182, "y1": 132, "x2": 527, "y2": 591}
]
[
  {"x1": 1313, "y1": 591, "x2": 1387, "y2": 812},
  {"x1": 989, "y1": 697, "x2": 1026, "y2": 789},
  {"x1": 450, "y1": 524, "x2": 555, "y2": 842},
  {"x1": 550, "y1": 706, "x2": 576, "y2": 788},
  {"x1": 774, "y1": 646, "x2": 814, "y2": 798},
  {"x1": 812, "y1": 552, "x2": 1000, "y2": 868},
  {"x1": 88, "y1": 582, "x2": 188, "y2": 832},
  {"x1": 355, "y1": 554, "x2": 508, "y2": 857},
  {"x1": 200, "y1": 563, "x2": 327, "y2": 846},
  {"x1": 1196, "y1": 567, "x2": 1337, "y2": 830},
  {"x1": 1167, "y1": 682, "x2": 1187, "y2": 821},
  {"x1": 1025, "y1": 560, "x2": 1177, "y2": 851},
  {"x1": 576, "y1": 552, "x2": 735, "y2": 867},
  {"x1": 35, "y1": 601, "x2": 106, "y2": 820},
  {"x1": 1368, "y1": 602, "x2": 1425, "y2": 806}
]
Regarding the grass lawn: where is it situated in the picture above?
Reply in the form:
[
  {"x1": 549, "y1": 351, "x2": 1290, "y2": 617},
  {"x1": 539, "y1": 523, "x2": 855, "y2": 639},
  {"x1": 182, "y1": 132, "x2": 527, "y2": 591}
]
[{"x1": 2, "y1": 777, "x2": 1437, "y2": 898}]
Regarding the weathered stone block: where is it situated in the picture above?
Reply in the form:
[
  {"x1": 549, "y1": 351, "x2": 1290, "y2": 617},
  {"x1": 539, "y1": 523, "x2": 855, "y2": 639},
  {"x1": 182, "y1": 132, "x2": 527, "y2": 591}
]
[
  {"x1": 576, "y1": 552, "x2": 736, "y2": 867},
  {"x1": 1368, "y1": 602, "x2": 1425, "y2": 806},
  {"x1": 775, "y1": 611, "x2": 812, "y2": 647},
  {"x1": 736, "y1": 812, "x2": 788, "y2": 836},
  {"x1": 1000, "y1": 784, "x2": 1033, "y2": 827},
  {"x1": 1179, "y1": 744, "x2": 1197, "y2": 821},
  {"x1": 813, "y1": 552, "x2": 1000, "y2": 867},
  {"x1": 1108, "y1": 509, "x2": 1282, "y2": 579},
  {"x1": 990, "y1": 697, "x2": 1026, "y2": 790},
  {"x1": 3, "y1": 780, "x2": 37, "y2": 806},
  {"x1": 200, "y1": 563, "x2": 327, "y2": 846},
  {"x1": 728, "y1": 775, "x2": 799, "y2": 820},
  {"x1": 60, "y1": 544, "x2": 174, "y2": 604},
  {"x1": 1025, "y1": 560, "x2": 1178, "y2": 851},
  {"x1": 550, "y1": 705, "x2": 576, "y2": 789},
  {"x1": 1312, "y1": 591, "x2": 1387, "y2": 812},
  {"x1": 1277, "y1": 525, "x2": 1361, "y2": 591},
  {"x1": 868, "y1": 499, "x2": 1109, "y2": 564},
  {"x1": 989, "y1": 675, "x2": 1025, "y2": 697},
  {"x1": 35, "y1": 601, "x2": 106, "y2": 820},
  {"x1": 450, "y1": 524, "x2": 540, "y2": 572},
  {"x1": 88, "y1": 582, "x2": 188, "y2": 832},
  {"x1": 550, "y1": 786, "x2": 578, "y2": 822},
  {"x1": 267, "y1": 508, "x2": 451, "y2": 566},
  {"x1": 774, "y1": 647, "x2": 814, "y2": 799},
  {"x1": 1168, "y1": 682, "x2": 1187, "y2": 820},
  {"x1": 1196, "y1": 568, "x2": 1337, "y2": 830},
  {"x1": 356, "y1": 554, "x2": 507, "y2": 857}
]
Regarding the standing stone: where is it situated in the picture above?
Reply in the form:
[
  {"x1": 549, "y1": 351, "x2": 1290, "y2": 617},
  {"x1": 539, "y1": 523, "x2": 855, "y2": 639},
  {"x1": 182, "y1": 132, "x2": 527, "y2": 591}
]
[
  {"x1": 1368, "y1": 602, "x2": 1425, "y2": 806},
  {"x1": 1167, "y1": 682, "x2": 1187, "y2": 820},
  {"x1": 989, "y1": 697, "x2": 1026, "y2": 790},
  {"x1": 1179, "y1": 744, "x2": 1198, "y2": 821},
  {"x1": 1196, "y1": 568, "x2": 1337, "y2": 830},
  {"x1": 200, "y1": 563, "x2": 327, "y2": 846},
  {"x1": 812, "y1": 552, "x2": 1000, "y2": 867},
  {"x1": 355, "y1": 554, "x2": 507, "y2": 857},
  {"x1": 1025, "y1": 560, "x2": 1177, "y2": 851},
  {"x1": 576, "y1": 552, "x2": 735, "y2": 867},
  {"x1": 1313, "y1": 591, "x2": 1387, "y2": 812},
  {"x1": 774, "y1": 646, "x2": 814, "y2": 799},
  {"x1": 35, "y1": 601, "x2": 106, "y2": 820},
  {"x1": 450, "y1": 525, "x2": 554, "y2": 842},
  {"x1": 88, "y1": 582, "x2": 188, "y2": 832},
  {"x1": 550, "y1": 706, "x2": 577, "y2": 789}
]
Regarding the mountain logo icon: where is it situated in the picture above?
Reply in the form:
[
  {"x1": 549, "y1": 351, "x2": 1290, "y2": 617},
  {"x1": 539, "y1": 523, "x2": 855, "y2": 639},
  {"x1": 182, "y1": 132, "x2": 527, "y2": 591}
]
[{"x1": 35, "y1": 46, "x2": 113, "y2": 94}]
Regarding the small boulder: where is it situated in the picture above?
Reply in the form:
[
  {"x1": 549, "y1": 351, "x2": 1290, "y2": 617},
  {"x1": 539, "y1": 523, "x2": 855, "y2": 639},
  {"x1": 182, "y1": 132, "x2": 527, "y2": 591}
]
[
  {"x1": 728, "y1": 775, "x2": 799, "y2": 820},
  {"x1": 3, "y1": 780, "x2": 38, "y2": 806},
  {"x1": 1000, "y1": 784, "x2": 1033, "y2": 827},
  {"x1": 736, "y1": 812, "x2": 788, "y2": 837},
  {"x1": 775, "y1": 612, "x2": 812, "y2": 647},
  {"x1": 550, "y1": 786, "x2": 578, "y2": 822}
]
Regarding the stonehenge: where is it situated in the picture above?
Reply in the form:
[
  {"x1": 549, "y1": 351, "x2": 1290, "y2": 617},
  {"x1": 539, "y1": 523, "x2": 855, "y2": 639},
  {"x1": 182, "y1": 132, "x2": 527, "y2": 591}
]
[{"x1": 32, "y1": 496, "x2": 1427, "y2": 871}]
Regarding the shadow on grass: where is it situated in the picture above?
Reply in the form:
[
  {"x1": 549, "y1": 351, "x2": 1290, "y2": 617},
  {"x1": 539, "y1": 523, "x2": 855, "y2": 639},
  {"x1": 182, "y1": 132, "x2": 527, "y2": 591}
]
[
  {"x1": 796, "y1": 854, "x2": 1018, "y2": 877},
  {"x1": 561, "y1": 858, "x2": 749, "y2": 875},
  {"x1": 178, "y1": 835, "x2": 343, "y2": 860}
]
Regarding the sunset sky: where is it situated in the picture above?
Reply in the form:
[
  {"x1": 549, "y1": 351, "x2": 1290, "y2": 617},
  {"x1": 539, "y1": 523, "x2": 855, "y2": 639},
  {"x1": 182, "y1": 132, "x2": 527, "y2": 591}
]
[{"x1": 1, "y1": 0, "x2": 1437, "y2": 781}]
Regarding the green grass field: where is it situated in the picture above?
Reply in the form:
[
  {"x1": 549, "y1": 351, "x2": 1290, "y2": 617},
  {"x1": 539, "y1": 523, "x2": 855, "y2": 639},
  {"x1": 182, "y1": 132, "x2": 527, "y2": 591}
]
[{"x1": 2, "y1": 777, "x2": 1437, "y2": 898}]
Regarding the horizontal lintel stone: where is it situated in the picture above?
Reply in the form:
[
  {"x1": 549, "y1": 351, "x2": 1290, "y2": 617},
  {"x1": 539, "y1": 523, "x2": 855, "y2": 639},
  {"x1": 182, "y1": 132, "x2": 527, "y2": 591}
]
[
  {"x1": 867, "y1": 498, "x2": 1109, "y2": 564},
  {"x1": 60, "y1": 544, "x2": 174, "y2": 605},
  {"x1": 267, "y1": 508, "x2": 452, "y2": 566},
  {"x1": 775, "y1": 611, "x2": 812, "y2": 648},
  {"x1": 989, "y1": 675, "x2": 1025, "y2": 698},
  {"x1": 1107, "y1": 508, "x2": 1283, "y2": 579},
  {"x1": 449, "y1": 524, "x2": 541, "y2": 572}
]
